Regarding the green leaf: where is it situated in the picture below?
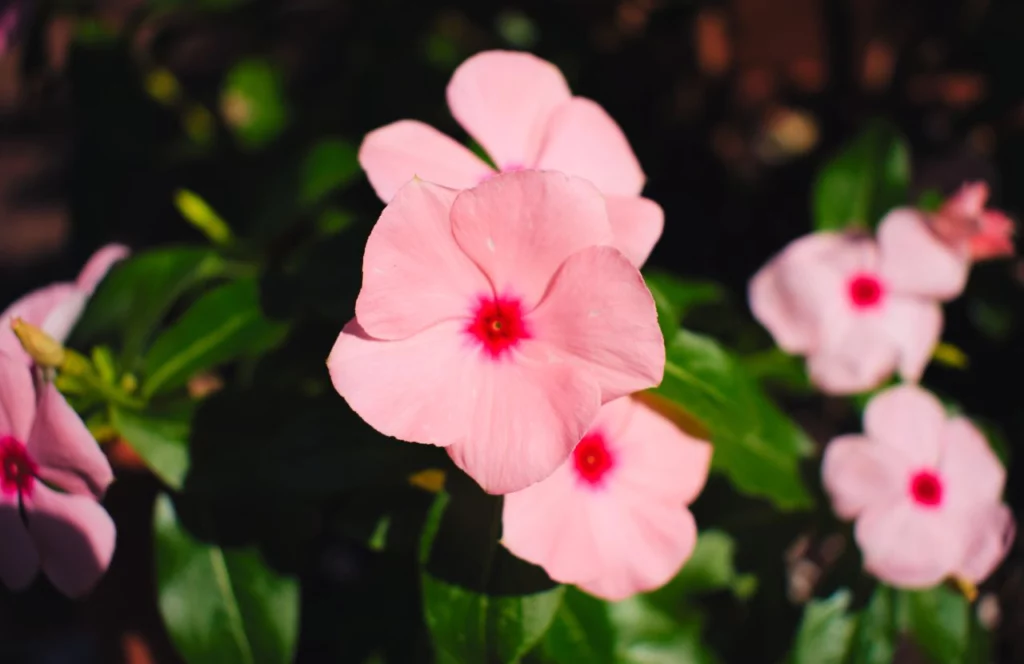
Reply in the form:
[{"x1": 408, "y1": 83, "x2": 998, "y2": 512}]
[
  {"x1": 153, "y1": 494, "x2": 299, "y2": 664},
  {"x1": 651, "y1": 330, "x2": 814, "y2": 510},
  {"x1": 143, "y1": 278, "x2": 288, "y2": 398},
  {"x1": 299, "y1": 138, "x2": 360, "y2": 206},
  {"x1": 899, "y1": 586, "x2": 970, "y2": 664},
  {"x1": 644, "y1": 271, "x2": 726, "y2": 340},
  {"x1": 221, "y1": 58, "x2": 289, "y2": 150},
  {"x1": 846, "y1": 585, "x2": 897, "y2": 664},
  {"x1": 69, "y1": 247, "x2": 226, "y2": 364},
  {"x1": 812, "y1": 119, "x2": 910, "y2": 232},
  {"x1": 790, "y1": 590, "x2": 856, "y2": 664},
  {"x1": 175, "y1": 189, "x2": 234, "y2": 246},
  {"x1": 917, "y1": 189, "x2": 945, "y2": 212},
  {"x1": 110, "y1": 405, "x2": 192, "y2": 489}
]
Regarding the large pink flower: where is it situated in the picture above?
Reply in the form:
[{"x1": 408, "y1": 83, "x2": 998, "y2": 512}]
[
  {"x1": 0, "y1": 244, "x2": 129, "y2": 364},
  {"x1": 358, "y1": 50, "x2": 663, "y2": 267},
  {"x1": 822, "y1": 385, "x2": 1014, "y2": 589},
  {"x1": 0, "y1": 351, "x2": 116, "y2": 597},
  {"x1": 929, "y1": 181, "x2": 1015, "y2": 261},
  {"x1": 328, "y1": 171, "x2": 665, "y2": 495},
  {"x1": 748, "y1": 211, "x2": 967, "y2": 394},
  {"x1": 502, "y1": 397, "x2": 712, "y2": 600}
]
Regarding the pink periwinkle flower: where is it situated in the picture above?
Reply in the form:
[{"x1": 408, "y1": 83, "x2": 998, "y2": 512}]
[
  {"x1": 359, "y1": 50, "x2": 664, "y2": 267},
  {"x1": 822, "y1": 385, "x2": 1014, "y2": 589},
  {"x1": 749, "y1": 210, "x2": 967, "y2": 394},
  {"x1": 929, "y1": 181, "x2": 1015, "y2": 261},
  {"x1": 328, "y1": 170, "x2": 665, "y2": 495},
  {"x1": 502, "y1": 397, "x2": 712, "y2": 600},
  {"x1": 0, "y1": 351, "x2": 116, "y2": 597},
  {"x1": 0, "y1": 244, "x2": 129, "y2": 364}
]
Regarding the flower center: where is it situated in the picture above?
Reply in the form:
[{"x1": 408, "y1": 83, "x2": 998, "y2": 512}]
[
  {"x1": 0, "y1": 435, "x2": 37, "y2": 499},
  {"x1": 847, "y1": 273, "x2": 885, "y2": 310},
  {"x1": 909, "y1": 469, "x2": 943, "y2": 507},
  {"x1": 573, "y1": 433, "x2": 615, "y2": 487},
  {"x1": 467, "y1": 296, "x2": 530, "y2": 359}
]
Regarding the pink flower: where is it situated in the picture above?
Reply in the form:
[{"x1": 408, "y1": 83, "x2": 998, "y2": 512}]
[
  {"x1": 358, "y1": 50, "x2": 663, "y2": 267},
  {"x1": 0, "y1": 244, "x2": 129, "y2": 364},
  {"x1": 748, "y1": 211, "x2": 967, "y2": 394},
  {"x1": 0, "y1": 351, "x2": 116, "y2": 597},
  {"x1": 502, "y1": 397, "x2": 712, "y2": 600},
  {"x1": 822, "y1": 385, "x2": 1014, "y2": 588},
  {"x1": 328, "y1": 171, "x2": 665, "y2": 495},
  {"x1": 929, "y1": 181, "x2": 1015, "y2": 261}
]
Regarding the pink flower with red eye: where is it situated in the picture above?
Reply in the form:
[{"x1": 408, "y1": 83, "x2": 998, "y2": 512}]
[
  {"x1": 0, "y1": 244, "x2": 129, "y2": 365},
  {"x1": 929, "y1": 181, "x2": 1015, "y2": 261},
  {"x1": 822, "y1": 385, "x2": 1014, "y2": 589},
  {"x1": 327, "y1": 170, "x2": 665, "y2": 495},
  {"x1": 0, "y1": 351, "x2": 116, "y2": 598},
  {"x1": 358, "y1": 50, "x2": 664, "y2": 268},
  {"x1": 748, "y1": 210, "x2": 968, "y2": 394},
  {"x1": 501, "y1": 397, "x2": 712, "y2": 600}
]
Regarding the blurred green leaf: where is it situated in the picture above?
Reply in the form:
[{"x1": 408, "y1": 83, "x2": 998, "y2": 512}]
[
  {"x1": 153, "y1": 493, "x2": 299, "y2": 664},
  {"x1": 644, "y1": 271, "x2": 726, "y2": 340},
  {"x1": 175, "y1": 189, "x2": 235, "y2": 246},
  {"x1": 812, "y1": 119, "x2": 910, "y2": 232},
  {"x1": 221, "y1": 58, "x2": 289, "y2": 150},
  {"x1": 110, "y1": 404, "x2": 192, "y2": 489},
  {"x1": 917, "y1": 189, "x2": 945, "y2": 212},
  {"x1": 790, "y1": 590, "x2": 856, "y2": 664},
  {"x1": 899, "y1": 586, "x2": 970, "y2": 664},
  {"x1": 649, "y1": 530, "x2": 757, "y2": 605},
  {"x1": 846, "y1": 585, "x2": 897, "y2": 664},
  {"x1": 143, "y1": 278, "x2": 288, "y2": 398},
  {"x1": 740, "y1": 349, "x2": 812, "y2": 393},
  {"x1": 651, "y1": 330, "x2": 814, "y2": 510},
  {"x1": 300, "y1": 138, "x2": 360, "y2": 206}
]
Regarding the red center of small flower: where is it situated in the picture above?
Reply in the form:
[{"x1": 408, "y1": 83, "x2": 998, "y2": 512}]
[
  {"x1": 909, "y1": 469, "x2": 943, "y2": 507},
  {"x1": 467, "y1": 296, "x2": 530, "y2": 359},
  {"x1": 847, "y1": 273, "x2": 885, "y2": 310},
  {"x1": 0, "y1": 435, "x2": 37, "y2": 499},
  {"x1": 573, "y1": 433, "x2": 615, "y2": 487}
]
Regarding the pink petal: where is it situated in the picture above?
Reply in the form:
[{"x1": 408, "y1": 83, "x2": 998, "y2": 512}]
[
  {"x1": 529, "y1": 245, "x2": 664, "y2": 403},
  {"x1": 26, "y1": 484, "x2": 116, "y2": 598},
  {"x1": 355, "y1": 180, "x2": 490, "y2": 340},
  {"x1": 856, "y1": 502, "x2": 961, "y2": 588},
  {"x1": 0, "y1": 496, "x2": 40, "y2": 591},
  {"x1": 535, "y1": 97, "x2": 645, "y2": 196},
  {"x1": 880, "y1": 297, "x2": 942, "y2": 383},
  {"x1": 604, "y1": 195, "x2": 664, "y2": 268},
  {"x1": 446, "y1": 50, "x2": 571, "y2": 170},
  {"x1": 863, "y1": 385, "x2": 947, "y2": 467},
  {"x1": 358, "y1": 120, "x2": 494, "y2": 202},
  {"x1": 0, "y1": 351, "x2": 36, "y2": 441},
  {"x1": 76, "y1": 244, "x2": 130, "y2": 293},
  {"x1": 806, "y1": 321, "x2": 898, "y2": 395},
  {"x1": 877, "y1": 209, "x2": 968, "y2": 300},
  {"x1": 939, "y1": 417, "x2": 1006, "y2": 510},
  {"x1": 450, "y1": 170, "x2": 613, "y2": 309},
  {"x1": 970, "y1": 211, "x2": 1015, "y2": 260},
  {"x1": 957, "y1": 503, "x2": 1015, "y2": 584},
  {"x1": 941, "y1": 182, "x2": 989, "y2": 219},
  {"x1": 821, "y1": 434, "x2": 909, "y2": 520},
  {"x1": 27, "y1": 383, "x2": 114, "y2": 499}
]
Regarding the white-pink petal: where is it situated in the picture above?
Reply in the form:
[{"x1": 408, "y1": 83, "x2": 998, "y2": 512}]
[
  {"x1": 604, "y1": 195, "x2": 664, "y2": 268},
  {"x1": 877, "y1": 209, "x2": 968, "y2": 301},
  {"x1": 821, "y1": 434, "x2": 909, "y2": 520},
  {"x1": 939, "y1": 417, "x2": 1006, "y2": 510},
  {"x1": 863, "y1": 385, "x2": 947, "y2": 467},
  {"x1": 856, "y1": 502, "x2": 961, "y2": 589}
]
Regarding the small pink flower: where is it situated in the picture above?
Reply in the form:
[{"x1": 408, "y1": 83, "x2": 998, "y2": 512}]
[
  {"x1": 358, "y1": 50, "x2": 663, "y2": 267},
  {"x1": 930, "y1": 181, "x2": 1015, "y2": 261},
  {"x1": 748, "y1": 211, "x2": 967, "y2": 394},
  {"x1": 328, "y1": 171, "x2": 665, "y2": 495},
  {"x1": 502, "y1": 397, "x2": 712, "y2": 600},
  {"x1": 822, "y1": 385, "x2": 1014, "y2": 588},
  {"x1": 0, "y1": 351, "x2": 116, "y2": 597},
  {"x1": 0, "y1": 244, "x2": 129, "y2": 364}
]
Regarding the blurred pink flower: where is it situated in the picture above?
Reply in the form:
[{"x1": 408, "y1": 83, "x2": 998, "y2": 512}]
[
  {"x1": 822, "y1": 385, "x2": 1014, "y2": 588},
  {"x1": 0, "y1": 244, "x2": 129, "y2": 364},
  {"x1": 0, "y1": 351, "x2": 116, "y2": 597},
  {"x1": 328, "y1": 171, "x2": 664, "y2": 495},
  {"x1": 502, "y1": 397, "x2": 711, "y2": 600},
  {"x1": 749, "y1": 211, "x2": 966, "y2": 394},
  {"x1": 929, "y1": 182, "x2": 1015, "y2": 261},
  {"x1": 358, "y1": 50, "x2": 663, "y2": 267}
]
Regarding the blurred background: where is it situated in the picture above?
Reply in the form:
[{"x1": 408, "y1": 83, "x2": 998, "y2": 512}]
[{"x1": 0, "y1": 0, "x2": 1022, "y2": 662}]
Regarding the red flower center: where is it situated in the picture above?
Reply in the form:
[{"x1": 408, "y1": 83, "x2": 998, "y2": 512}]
[
  {"x1": 573, "y1": 433, "x2": 615, "y2": 487},
  {"x1": 847, "y1": 273, "x2": 885, "y2": 310},
  {"x1": 909, "y1": 469, "x2": 943, "y2": 507},
  {"x1": 467, "y1": 296, "x2": 530, "y2": 359},
  {"x1": 0, "y1": 435, "x2": 36, "y2": 499}
]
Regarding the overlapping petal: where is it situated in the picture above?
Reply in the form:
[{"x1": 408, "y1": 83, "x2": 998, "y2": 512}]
[
  {"x1": 877, "y1": 209, "x2": 968, "y2": 300},
  {"x1": 604, "y1": 195, "x2": 664, "y2": 268},
  {"x1": 822, "y1": 434, "x2": 908, "y2": 520}
]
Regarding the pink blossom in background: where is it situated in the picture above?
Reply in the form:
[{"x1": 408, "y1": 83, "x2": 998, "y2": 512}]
[
  {"x1": 502, "y1": 397, "x2": 712, "y2": 600},
  {"x1": 328, "y1": 171, "x2": 664, "y2": 495},
  {"x1": 929, "y1": 181, "x2": 1015, "y2": 261},
  {"x1": 0, "y1": 351, "x2": 116, "y2": 597},
  {"x1": 822, "y1": 385, "x2": 1014, "y2": 589},
  {"x1": 358, "y1": 50, "x2": 664, "y2": 267},
  {"x1": 748, "y1": 210, "x2": 967, "y2": 394},
  {"x1": 0, "y1": 244, "x2": 129, "y2": 364}
]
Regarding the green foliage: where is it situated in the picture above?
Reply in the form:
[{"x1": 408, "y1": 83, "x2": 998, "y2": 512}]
[
  {"x1": 644, "y1": 271, "x2": 726, "y2": 340},
  {"x1": 790, "y1": 590, "x2": 856, "y2": 664},
  {"x1": 110, "y1": 404, "x2": 192, "y2": 489},
  {"x1": 221, "y1": 58, "x2": 289, "y2": 150},
  {"x1": 300, "y1": 138, "x2": 361, "y2": 206}
]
